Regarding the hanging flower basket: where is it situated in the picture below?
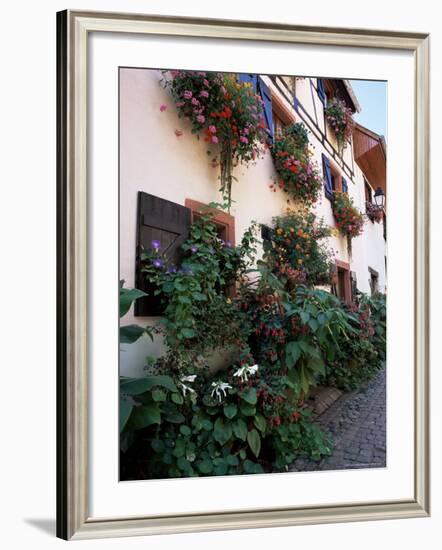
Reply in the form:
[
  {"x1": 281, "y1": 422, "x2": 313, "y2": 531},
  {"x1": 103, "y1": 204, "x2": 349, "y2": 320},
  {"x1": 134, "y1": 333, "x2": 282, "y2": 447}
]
[
  {"x1": 331, "y1": 191, "x2": 364, "y2": 256},
  {"x1": 324, "y1": 97, "x2": 355, "y2": 154},
  {"x1": 365, "y1": 202, "x2": 384, "y2": 224},
  {"x1": 270, "y1": 123, "x2": 323, "y2": 205},
  {"x1": 162, "y1": 70, "x2": 267, "y2": 208}
]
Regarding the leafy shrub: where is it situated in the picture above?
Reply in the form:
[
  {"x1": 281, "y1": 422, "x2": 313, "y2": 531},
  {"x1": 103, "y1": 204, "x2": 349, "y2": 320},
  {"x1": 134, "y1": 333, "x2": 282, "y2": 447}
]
[{"x1": 324, "y1": 97, "x2": 355, "y2": 153}]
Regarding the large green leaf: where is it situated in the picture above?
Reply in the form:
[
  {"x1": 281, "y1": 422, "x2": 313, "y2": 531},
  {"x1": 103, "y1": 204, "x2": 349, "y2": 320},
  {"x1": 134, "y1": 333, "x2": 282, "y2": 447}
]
[
  {"x1": 232, "y1": 418, "x2": 248, "y2": 441},
  {"x1": 240, "y1": 387, "x2": 257, "y2": 405},
  {"x1": 213, "y1": 418, "x2": 233, "y2": 446},
  {"x1": 223, "y1": 403, "x2": 238, "y2": 419},
  {"x1": 254, "y1": 414, "x2": 267, "y2": 434},
  {"x1": 119, "y1": 287, "x2": 147, "y2": 318},
  {"x1": 120, "y1": 375, "x2": 177, "y2": 395},
  {"x1": 120, "y1": 324, "x2": 145, "y2": 344},
  {"x1": 119, "y1": 399, "x2": 133, "y2": 432},
  {"x1": 130, "y1": 403, "x2": 161, "y2": 429},
  {"x1": 285, "y1": 341, "x2": 302, "y2": 367},
  {"x1": 247, "y1": 429, "x2": 261, "y2": 458}
]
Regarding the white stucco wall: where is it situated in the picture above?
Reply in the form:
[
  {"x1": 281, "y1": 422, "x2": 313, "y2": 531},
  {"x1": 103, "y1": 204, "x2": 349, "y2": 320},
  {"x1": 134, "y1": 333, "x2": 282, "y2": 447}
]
[{"x1": 120, "y1": 68, "x2": 386, "y2": 376}]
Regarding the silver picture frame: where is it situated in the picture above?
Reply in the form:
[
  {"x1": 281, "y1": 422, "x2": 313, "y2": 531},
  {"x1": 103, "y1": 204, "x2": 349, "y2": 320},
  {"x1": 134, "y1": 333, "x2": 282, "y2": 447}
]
[{"x1": 56, "y1": 9, "x2": 430, "y2": 540}]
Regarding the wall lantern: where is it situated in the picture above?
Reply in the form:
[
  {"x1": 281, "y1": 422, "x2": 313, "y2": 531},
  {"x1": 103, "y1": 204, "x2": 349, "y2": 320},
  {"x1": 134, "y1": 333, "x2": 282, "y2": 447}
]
[{"x1": 373, "y1": 186, "x2": 385, "y2": 209}]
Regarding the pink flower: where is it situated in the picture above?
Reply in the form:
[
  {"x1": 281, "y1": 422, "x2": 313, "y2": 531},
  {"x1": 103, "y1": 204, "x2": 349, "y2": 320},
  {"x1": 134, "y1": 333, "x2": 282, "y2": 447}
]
[
  {"x1": 240, "y1": 136, "x2": 249, "y2": 144},
  {"x1": 169, "y1": 70, "x2": 179, "y2": 78},
  {"x1": 208, "y1": 125, "x2": 217, "y2": 134},
  {"x1": 175, "y1": 129, "x2": 183, "y2": 137},
  {"x1": 183, "y1": 90, "x2": 193, "y2": 99},
  {"x1": 159, "y1": 104, "x2": 167, "y2": 112},
  {"x1": 203, "y1": 79, "x2": 210, "y2": 87},
  {"x1": 176, "y1": 101, "x2": 185, "y2": 107},
  {"x1": 199, "y1": 90, "x2": 209, "y2": 98},
  {"x1": 191, "y1": 97, "x2": 200, "y2": 106},
  {"x1": 211, "y1": 136, "x2": 219, "y2": 144},
  {"x1": 196, "y1": 114, "x2": 205, "y2": 123}
]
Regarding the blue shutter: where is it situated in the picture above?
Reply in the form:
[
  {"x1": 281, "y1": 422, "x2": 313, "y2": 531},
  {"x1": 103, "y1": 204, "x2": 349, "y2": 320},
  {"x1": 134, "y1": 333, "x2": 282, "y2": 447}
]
[
  {"x1": 257, "y1": 76, "x2": 274, "y2": 142},
  {"x1": 317, "y1": 78, "x2": 326, "y2": 104},
  {"x1": 238, "y1": 73, "x2": 258, "y2": 92},
  {"x1": 342, "y1": 177, "x2": 348, "y2": 193},
  {"x1": 322, "y1": 154, "x2": 333, "y2": 199}
]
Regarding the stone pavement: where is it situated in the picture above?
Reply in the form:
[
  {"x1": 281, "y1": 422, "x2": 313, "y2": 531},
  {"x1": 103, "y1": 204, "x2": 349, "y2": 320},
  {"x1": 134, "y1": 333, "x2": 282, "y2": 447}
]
[{"x1": 290, "y1": 367, "x2": 386, "y2": 472}]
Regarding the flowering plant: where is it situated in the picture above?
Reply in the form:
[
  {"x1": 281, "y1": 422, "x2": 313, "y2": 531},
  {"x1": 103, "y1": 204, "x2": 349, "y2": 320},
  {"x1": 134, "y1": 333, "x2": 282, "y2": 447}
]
[
  {"x1": 331, "y1": 191, "x2": 364, "y2": 239},
  {"x1": 162, "y1": 70, "x2": 267, "y2": 207},
  {"x1": 270, "y1": 123, "x2": 323, "y2": 205},
  {"x1": 365, "y1": 201, "x2": 384, "y2": 224},
  {"x1": 324, "y1": 97, "x2": 355, "y2": 153},
  {"x1": 265, "y1": 210, "x2": 334, "y2": 286},
  {"x1": 331, "y1": 191, "x2": 364, "y2": 256}
]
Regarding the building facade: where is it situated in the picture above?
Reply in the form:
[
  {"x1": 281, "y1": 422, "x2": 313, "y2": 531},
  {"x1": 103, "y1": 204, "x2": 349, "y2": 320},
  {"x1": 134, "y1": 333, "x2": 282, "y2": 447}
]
[{"x1": 120, "y1": 68, "x2": 386, "y2": 376}]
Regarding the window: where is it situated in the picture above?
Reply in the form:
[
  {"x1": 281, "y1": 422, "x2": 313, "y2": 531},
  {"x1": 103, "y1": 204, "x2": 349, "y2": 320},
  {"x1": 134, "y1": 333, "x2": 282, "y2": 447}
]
[
  {"x1": 331, "y1": 260, "x2": 352, "y2": 305},
  {"x1": 317, "y1": 78, "x2": 326, "y2": 104},
  {"x1": 322, "y1": 154, "x2": 346, "y2": 199},
  {"x1": 272, "y1": 109, "x2": 286, "y2": 137},
  {"x1": 186, "y1": 199, "x2": 236, "y2": 298},
  {"x1": 238, "y1": 74, "x2": 273, "y2": 141},
  {"x1": 135, "y1": 192, "x2": 191, "y2": 316},
  {"x1": 365, "y1": 179, "x2": 373, "y2": 204},
  {"x1": 369, "y1": 267, "x2": 379, "y2": 296}
]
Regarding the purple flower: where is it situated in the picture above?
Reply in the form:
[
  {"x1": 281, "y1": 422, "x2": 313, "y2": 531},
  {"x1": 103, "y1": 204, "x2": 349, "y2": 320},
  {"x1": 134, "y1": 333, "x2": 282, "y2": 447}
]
[
  {"x1": 196, "y1": 114, "x2": 205, "y2": 124},
  {"x1": 151, "y1": 239, "x2": 161, "y2": 250},
  {"x1": 190, "y1": 245, "x2": 198, "y2": 253},
  {"x1": 183, "y1": 90, "x2": 193, "y2": 99},
  {"x1": 225, "y1": 240, "x2": 232, "y2": 248},
  {"x1": 153, "y1": 259, "x2": 164, "y2": 268},
  {"x1": 167, "y1": 265, "x2": 177, "y2": 274},
  {"x1": 199, "y1": 90, "x2": 209, "y2": 98}
]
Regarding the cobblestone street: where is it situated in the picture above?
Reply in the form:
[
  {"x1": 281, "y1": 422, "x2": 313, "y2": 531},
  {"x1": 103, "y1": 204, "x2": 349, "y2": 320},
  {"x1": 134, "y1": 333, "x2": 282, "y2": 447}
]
[{"x1": 291, "y1": 367, "x2": 386, "y2": 472}]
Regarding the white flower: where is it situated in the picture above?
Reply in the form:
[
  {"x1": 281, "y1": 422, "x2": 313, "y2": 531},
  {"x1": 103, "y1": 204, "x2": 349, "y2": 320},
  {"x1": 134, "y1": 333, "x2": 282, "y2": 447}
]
[
  {"x1": 210, "y1": 381, "x2": 232, "y2": 402},
  {"x1": 178, "y1": 374, "x2": 197, "y2": 396},
  {"x1": 178, "y1": 382, "x2": 196, "y2": 397},
  {"x1": 233, "y1": 364, "x2": 259, "y2": 383},
  {"x1": 181, "y1": 374, "x2": 197, "y2": 383}
]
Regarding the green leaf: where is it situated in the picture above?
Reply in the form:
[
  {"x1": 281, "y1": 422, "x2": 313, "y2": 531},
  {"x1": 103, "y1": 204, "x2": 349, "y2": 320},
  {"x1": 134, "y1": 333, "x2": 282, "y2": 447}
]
[
  {"x1": 151, "y1": 439, "x2": 165, "y2": 452},
  {"x1": 152, "y1": 389, "x2": 167, "y2": 402},
  {"x1": 119, "y1": 399, "x2": 133, "y2": 432},
  {"x1": 239, "y1": 404, "x2": 256, "y2": 416},
  {"x1": 247, "y1": 429, "x2": 261, "y2": 458},
  {"x1": 241, "y1": 387, "x2": 257, "y2": 405},
  {"x1": 120, "y1": 288, "x2": 147, "y2": 318},
  {"x1": 213, "y1": 418, "x2": 233, "y2": 446},
  {"x1": 243, "y1": 459, "x2": 264, "y2": 474},
  {"x1": 254, "y1": 414, "x2": 267, "y2": 434},
  {"x1": 120, "y1": 375, "x2": 177, "y2": 395},
  {"x1": 285, "y1": 341, "x2": 302, "y2": 368},
  {"x1": 120, "y1": 324, "x2": 146, "y2": 344},
  {"x1": 212, "y1": 457, "x2": 228, "y2": 475},
  {"x1": 171, "y1": 392, "x2": 184, "y2": 404},
  {"x1": 232, "y1": 418, "x2": 248, "y2": 441},
  {"x1": 180, "y1": 425, "x2": 191, "y2": 436},
  {"x1": 130, "y1": 403, "x2": 161, "y2": 429},
  {"x1": 164, "y1": 411, "x2": 185, "y2": 424},
  {"x1": 198, "y1": 459, "x2": 213, "y2": 474},
  {"x1": 227, "y1": 454, "x2": 239, "y2": 466},
  {"x1": 177, "y1": 456, "x2": 192, "y2": 472},
  {"x1": 181, "y1": 328, "x2": 196, "y2": 339},
  {"x1": 223, "y1": 403, "x2": 238, "y2": 419},
  {"x1": 173, "y1": 438, "x2": 186, "y2": 458}
]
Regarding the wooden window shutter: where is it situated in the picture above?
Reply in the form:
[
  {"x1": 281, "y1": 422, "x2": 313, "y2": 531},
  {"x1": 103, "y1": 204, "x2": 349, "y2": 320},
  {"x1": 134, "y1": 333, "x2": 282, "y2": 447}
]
[
  {"x1": 135, "y1": 192, "x2": 191, "y2": 316},
  {"x1": 350, "y1": 271, "x2": 358, "y2": 300},
  {"x1": 257, "y1": 77, "x2": 274, "y2": 142},
  {"x1": 342, "y1": 176, "x2": 348, "y2": 193},
  {"x1": 317, "y1": 78, "x2": 326, "y2": 104},
  {"x1": 322, "y1": 153, "x2": 333, "y2": 200},
  {"x1": 238, "y1": 73, "x2": 258, "y2": 92}
]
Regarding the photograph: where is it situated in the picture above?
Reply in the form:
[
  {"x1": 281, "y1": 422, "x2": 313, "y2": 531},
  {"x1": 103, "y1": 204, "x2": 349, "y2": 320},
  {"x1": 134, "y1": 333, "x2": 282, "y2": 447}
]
[{"x1": 118, "y1": 68, "x2": 387, "y2": 481}]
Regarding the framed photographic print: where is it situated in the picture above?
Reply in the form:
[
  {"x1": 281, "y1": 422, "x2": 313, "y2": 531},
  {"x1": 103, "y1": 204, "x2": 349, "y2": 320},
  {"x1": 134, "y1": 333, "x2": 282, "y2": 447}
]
[{"x1": 57, "y1": 10, "x2": 430, "y2": 540}]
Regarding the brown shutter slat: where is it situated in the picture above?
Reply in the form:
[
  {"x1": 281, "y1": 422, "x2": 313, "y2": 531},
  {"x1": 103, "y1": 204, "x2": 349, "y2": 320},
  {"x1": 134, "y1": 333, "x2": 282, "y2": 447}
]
[{"x1": 135, "y1": 192, "x2": 191, "y2": 316}]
